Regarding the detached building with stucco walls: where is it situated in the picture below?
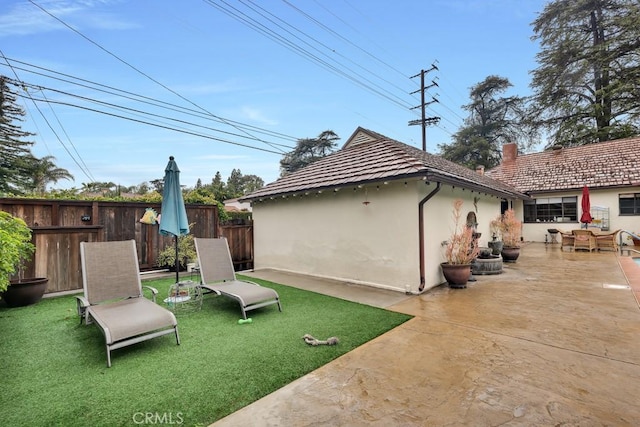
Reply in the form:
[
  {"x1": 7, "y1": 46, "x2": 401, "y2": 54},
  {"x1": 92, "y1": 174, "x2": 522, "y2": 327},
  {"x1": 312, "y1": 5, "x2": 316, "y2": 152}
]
[{"x1": 241, "y1": 128, "x2": 527, "y2": 294}]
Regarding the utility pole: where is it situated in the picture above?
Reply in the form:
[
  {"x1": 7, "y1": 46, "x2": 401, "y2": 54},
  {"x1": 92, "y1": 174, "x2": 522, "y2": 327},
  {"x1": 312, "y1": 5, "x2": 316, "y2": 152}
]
[{"x1": 409, "y1": 63, "x2": 441, "y2": 151}]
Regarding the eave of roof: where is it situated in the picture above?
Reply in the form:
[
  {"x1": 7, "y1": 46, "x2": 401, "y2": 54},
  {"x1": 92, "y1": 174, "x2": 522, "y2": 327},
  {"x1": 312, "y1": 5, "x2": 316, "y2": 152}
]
[{"x1": 241, "y1": 133, "x2": 527, "y2": 201}]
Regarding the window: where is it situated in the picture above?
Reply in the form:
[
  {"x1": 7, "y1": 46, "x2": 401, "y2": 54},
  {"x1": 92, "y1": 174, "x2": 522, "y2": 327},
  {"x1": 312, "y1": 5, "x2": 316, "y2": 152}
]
[
  {"x1": 524, "y1": 197, "x2": 577, "y2": 223},
  {"x1": 619, "y1": 193, "x2": 640, "y2": 215}
]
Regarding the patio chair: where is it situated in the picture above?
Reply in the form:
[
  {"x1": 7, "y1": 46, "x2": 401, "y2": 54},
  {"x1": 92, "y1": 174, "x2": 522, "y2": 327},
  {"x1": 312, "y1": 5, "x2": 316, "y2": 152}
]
[
  {"x1": 572, "y1": 229, "x2": 597, "y2": 252},
  {"x1": 596, "y1": 229, "x2": 620, "y2": 252},
  {"x1": 194, "y1": 237, "x2": 282, "y2": 319},
  {"x1": 77, "y1": 240, "x2": 180, "y2": 367},
  {"x1": 559, "y1": 230, "x2": 575, "y2": 251}
]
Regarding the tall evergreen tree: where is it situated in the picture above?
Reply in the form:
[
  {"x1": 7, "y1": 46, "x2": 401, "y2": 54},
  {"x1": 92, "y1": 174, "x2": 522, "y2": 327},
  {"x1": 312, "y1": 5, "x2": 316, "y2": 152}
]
[
  {"x1": 279, "y1": 130, "x2": 340, "y2": 176},
  {"x1": 0, "y1": 76, "x2": 36, "y2": 194},
  {"x1": 529, "y1": 0, "x2": 640, "y2": 146},
  {"x1": 438, "y1": 76, "x2": 534, "y2": 169}
]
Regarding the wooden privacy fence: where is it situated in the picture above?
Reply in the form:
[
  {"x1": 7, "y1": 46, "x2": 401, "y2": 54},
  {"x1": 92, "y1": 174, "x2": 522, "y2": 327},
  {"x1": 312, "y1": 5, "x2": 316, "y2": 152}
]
[{"x1": 0, "y1": 198, "x2": 237, "y2": 294}]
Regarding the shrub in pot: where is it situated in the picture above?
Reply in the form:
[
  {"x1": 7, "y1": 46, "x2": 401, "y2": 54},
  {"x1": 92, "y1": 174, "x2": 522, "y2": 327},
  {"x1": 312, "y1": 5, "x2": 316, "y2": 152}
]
[
  {"x1": 441, "y1": 200, "x2": 480, "y2": 288},
  {"x1": 0, "y1": 211, "x2": 47, "y2": 307},
  {"x1": 500, "y1": 209, "x2": 522, "y2": 262},
  {"x1": 488, "y1": 214, "x2": 505, "y2": 255},
  {"x1": 157, "y1": 234, "x2": 197, "y2": 271}
]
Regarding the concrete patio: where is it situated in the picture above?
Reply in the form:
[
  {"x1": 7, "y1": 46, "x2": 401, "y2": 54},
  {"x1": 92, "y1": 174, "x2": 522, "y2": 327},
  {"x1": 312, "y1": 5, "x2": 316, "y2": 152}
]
[{"x1": 214, "y1": 243, "x2": 640, "y2": 426}]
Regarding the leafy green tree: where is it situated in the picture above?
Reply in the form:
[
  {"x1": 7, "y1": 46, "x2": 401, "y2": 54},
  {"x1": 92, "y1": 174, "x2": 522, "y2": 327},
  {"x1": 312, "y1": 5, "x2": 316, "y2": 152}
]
[
  {"x1": 226, "y1": 168, "x2": 244, "y2": 197},
  {"x1": 209, "y1": 171, "x2": 226, "y2": 200},
  {"x1": 280, "y1": 130, "x2": 340, "y2": 176},
  {"x1": 529, "y1": 0, "x2": 640, "y2": 146},
  {"x1": 26, "y1": 155, "x2": 74, "y2": 195},
  {"x1": 0, "y1": 76, "x2": 36, "y2": 194},
  {"x1": 241, "y1": 174, "x2": 264, "y2": 195},
  {"x1": 439, "y1": 76, "x2": 534, "y2": 169},
  {"x1": 81, "y1": 181, "x2": 117, "y2": 195}
]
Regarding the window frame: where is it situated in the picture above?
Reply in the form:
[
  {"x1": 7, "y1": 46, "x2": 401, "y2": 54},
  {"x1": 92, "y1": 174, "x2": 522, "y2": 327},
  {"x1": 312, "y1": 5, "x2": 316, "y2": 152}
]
[
  {"x1": 523, "y1": 196, "x2": 578, "y2": 223},
  {"x1": 619, "y1": 193, "x2": 640, "y2": 215}
]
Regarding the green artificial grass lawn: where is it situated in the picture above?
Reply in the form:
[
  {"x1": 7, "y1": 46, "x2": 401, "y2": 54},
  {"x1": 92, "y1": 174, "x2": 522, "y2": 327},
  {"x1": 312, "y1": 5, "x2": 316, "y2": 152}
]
[{"x1": 0, "y1": 275, "x2": 412, "y2": 427}]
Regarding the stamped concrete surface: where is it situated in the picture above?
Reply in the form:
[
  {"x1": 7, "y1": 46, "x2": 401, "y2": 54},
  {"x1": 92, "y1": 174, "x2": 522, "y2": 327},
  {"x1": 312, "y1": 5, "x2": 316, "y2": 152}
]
[{"x1": 214, "y1": 243, "x2": 640, "y2": 426}]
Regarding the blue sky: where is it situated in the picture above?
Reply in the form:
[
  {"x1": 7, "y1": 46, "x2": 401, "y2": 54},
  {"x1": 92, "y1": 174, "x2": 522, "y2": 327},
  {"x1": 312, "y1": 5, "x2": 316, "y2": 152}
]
[{"x1": 0, "y1": 0, "x2": 546, "y2": 190}]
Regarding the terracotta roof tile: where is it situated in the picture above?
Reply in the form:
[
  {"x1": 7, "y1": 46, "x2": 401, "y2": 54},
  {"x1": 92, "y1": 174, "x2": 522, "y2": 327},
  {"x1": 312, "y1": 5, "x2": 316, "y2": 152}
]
[
  {"x1": 242, "y1": 129, "x2": 526, "y2": 201},
  {"x1": 486, "y1": 137, "x2": 640, "y2": 193}
]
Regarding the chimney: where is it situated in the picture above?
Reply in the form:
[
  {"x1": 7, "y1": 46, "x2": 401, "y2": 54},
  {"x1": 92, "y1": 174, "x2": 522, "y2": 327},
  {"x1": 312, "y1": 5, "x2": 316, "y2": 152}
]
[
  {"x1": 475, "y1": 165, "x2": 485, "y2": 175},
  {"x1": 502, "y1": 143, "x2": 517, "y2": 164}
]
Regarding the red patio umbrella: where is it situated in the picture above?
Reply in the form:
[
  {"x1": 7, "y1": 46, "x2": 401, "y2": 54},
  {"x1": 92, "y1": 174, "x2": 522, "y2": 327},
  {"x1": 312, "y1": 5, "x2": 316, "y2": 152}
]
[{"x1": 580, "y1": 185, "x2": 593, "y2": 227}]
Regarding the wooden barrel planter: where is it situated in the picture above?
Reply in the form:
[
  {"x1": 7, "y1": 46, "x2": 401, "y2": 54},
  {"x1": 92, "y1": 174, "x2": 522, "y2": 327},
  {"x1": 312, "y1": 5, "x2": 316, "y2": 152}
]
[{"x1": 473, "y1": 255, "x2": 503, "y2": 275}]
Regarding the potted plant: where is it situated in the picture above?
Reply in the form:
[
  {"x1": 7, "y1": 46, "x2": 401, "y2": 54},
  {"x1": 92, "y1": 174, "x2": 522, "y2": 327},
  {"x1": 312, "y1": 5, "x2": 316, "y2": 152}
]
[
  {"x1": 157, "y1": 234, "x2": 197, "y2": 271},
  {"x1": 0, "y1": 211, "x2": 48, "y2": 307},
  {"x1": 488, "y1": 214, "x2": 505, "y2": 255},
  {"x1": 441, "y1": 199, "x2": 481, "y2": 288},
  {"x1": 500, "y1": 209, "x2": 522, "y2": 262}
]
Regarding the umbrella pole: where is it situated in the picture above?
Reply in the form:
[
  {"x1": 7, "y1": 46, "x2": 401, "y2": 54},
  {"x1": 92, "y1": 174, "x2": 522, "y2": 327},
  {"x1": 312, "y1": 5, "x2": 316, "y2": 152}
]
[{"x1": 174, "y1": 234, "x2": 179, "y2": 284}]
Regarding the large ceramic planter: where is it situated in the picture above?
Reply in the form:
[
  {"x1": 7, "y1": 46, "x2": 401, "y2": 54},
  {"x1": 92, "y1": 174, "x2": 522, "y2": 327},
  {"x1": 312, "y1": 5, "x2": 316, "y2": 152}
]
[
  {"x1": 440, "y1": 263, "x2": 472, "y2": 289},
  {"x1": 501, "y1": 246, "x2": 520, "y2": 263},
  {"x1": 1, "y1": 278, "x2": 48, "y2": 307}
]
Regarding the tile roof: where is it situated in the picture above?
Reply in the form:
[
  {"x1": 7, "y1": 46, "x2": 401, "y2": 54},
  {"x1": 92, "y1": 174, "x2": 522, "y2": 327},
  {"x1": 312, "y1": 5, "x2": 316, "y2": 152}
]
[
  {"x1": 241, "y1": 128, "x2": 526, "y2": 201},
  {"x1": 485, "y1": 136, "x2": 640, "y2": 194}
]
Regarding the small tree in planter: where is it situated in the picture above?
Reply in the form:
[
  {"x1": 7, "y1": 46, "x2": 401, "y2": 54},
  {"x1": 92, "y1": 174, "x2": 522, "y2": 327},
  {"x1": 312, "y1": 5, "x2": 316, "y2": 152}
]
[
  {"x1": 0, "y1": 211, "x2": 47, "y2": 307},
  {"x1": 501, "y1": 209, "x2": 522, "y2": 262},
  {"x1": 157, "y1": 234, "x2": 197, "y2": 271},
  {"x1": 488, "y1": 214, "x2": 505, "y2": 255},
  {"x1": 441, "y1": 199, "x2": 480, "y2": 288}
]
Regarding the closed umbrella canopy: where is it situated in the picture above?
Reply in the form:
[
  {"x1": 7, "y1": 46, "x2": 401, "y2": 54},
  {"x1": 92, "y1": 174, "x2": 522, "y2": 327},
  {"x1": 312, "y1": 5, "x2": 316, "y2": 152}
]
[
  {"x1": 580, "y1": 185, "x2": 593, "y2": 226},
  {"x1": 160, "y1": 156, "x2": 189, "y2": 238},
  {"x1": 160, "y1": 156, "x2": 189, "y2": 284}
]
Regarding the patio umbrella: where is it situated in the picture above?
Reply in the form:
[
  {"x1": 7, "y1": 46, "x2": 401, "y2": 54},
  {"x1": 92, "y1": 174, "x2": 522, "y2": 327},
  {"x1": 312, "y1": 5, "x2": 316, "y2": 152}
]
[
  {"x1": 580, "y1": 185, "x2": 593, "y2": 228},
  {"x1": 160, "y1": 156, "x2": 189, "y2": 284}
]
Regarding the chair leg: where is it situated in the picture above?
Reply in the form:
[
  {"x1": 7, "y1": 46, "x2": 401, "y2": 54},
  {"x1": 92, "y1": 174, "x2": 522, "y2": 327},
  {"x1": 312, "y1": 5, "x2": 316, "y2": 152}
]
[
  {"x1": 174, "y1": 327, "x2": 181, "y2": 345},
  {"x1": 106, "y1": 345, "x2": 112, "y2": 368}
]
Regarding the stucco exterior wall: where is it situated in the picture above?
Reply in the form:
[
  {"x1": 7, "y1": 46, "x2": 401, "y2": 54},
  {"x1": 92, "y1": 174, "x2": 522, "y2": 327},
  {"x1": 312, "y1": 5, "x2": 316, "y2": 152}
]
[
  {"x1": 421, "y1": 186, "x2": 505, "y2": 289},
  {"x1": 252, "y1": 180, "x2": 506, "y2": 294},
  {"x1": 518, "y1": 186, "x2": 640, "y2": 242}
]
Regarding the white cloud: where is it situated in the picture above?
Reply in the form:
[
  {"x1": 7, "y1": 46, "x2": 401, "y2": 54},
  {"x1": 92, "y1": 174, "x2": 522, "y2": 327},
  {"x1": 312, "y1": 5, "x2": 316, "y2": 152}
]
[
  {"x1": 0, "y1": 0, "x2": 136, "y2": 37},
  {"x1": 240, "y1": 106, "x2": 278, "y2": 126}
]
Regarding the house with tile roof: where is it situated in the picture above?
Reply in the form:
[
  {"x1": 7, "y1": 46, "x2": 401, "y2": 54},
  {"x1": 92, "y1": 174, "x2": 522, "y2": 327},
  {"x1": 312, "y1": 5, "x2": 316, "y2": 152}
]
[
  {"x1": 241, "y1": 127, "x2": 528, "y2": 293},
  {"x1": 486, "y1": 137, "x2": 640, "y2": 242}
]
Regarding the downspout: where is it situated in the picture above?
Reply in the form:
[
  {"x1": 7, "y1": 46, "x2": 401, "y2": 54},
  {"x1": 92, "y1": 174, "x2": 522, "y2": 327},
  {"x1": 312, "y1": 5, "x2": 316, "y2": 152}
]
[{"x1": 418, "y1": 182, "x2": 441, "y2": 292}]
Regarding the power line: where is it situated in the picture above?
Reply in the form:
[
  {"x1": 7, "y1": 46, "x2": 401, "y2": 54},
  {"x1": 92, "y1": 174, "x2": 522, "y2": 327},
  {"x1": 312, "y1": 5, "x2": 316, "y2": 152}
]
[
  {"x1": 0, "y1": 58, "x2": 298, "y2": 149},
  {"x1": 0, "y1": 51, "x2": 96, "y2": 182},
  {"x1": 203, "y1": 0, "x2": 416, "y2": 111},
  {"x1": 28, "y1": 0, "x2": 289, "y2": 155}
]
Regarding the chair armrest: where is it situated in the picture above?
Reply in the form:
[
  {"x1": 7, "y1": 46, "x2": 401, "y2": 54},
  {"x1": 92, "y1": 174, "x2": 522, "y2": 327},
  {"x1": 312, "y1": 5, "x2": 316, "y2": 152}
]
[
  {"x1": 142, "y1": 285, "x2": 159, "y2": 303},
  {"x1": 75, "y1": 296, "x2": 90, "y2": 325}
]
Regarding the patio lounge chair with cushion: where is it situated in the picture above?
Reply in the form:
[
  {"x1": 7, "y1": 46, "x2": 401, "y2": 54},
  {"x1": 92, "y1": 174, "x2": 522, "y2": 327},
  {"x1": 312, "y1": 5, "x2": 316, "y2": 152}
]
[
  {"x1": 596, "y1": 229, "x2": 621, "y2": 252},
  {"x1": 573, "y1": 229, "x2": 597, "y2": 252},
  {"x1": 194, "y1": 237, "x2": 282, "y2": 319},
  {"x1": 77, "y1": 240, "x2": 180, "y2": 367},
  {"x1": 559, "y1": 230, "x2": 575, "y2": 251}
]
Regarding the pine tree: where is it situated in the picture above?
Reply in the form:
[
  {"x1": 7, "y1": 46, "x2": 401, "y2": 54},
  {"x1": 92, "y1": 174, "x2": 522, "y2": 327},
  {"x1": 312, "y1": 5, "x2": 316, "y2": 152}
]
[
  {"x1": 0, "y1": 76, "x2": 36, "y2": 194},
  {"x1": 529, "y1": 0, "x2": 640, "y2": 146}
]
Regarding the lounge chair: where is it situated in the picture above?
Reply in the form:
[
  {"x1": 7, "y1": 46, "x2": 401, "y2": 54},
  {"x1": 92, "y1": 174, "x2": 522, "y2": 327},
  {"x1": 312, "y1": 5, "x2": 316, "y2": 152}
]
[
  {"x1": 194, "y1": 237, "x2": 282, "y2": 319},
  {"x1": 596, "y1": 229, "x2": 620, "y2": 252},
  {"x1": 77, "y1": 240, "x2": 180, "y2": 367},
  {"x1": 572, "y1": 229, "x2": 597, "y2": 252},
  {"x1": 559, "y1": 230, "x2": 575, "y2": 251}
]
